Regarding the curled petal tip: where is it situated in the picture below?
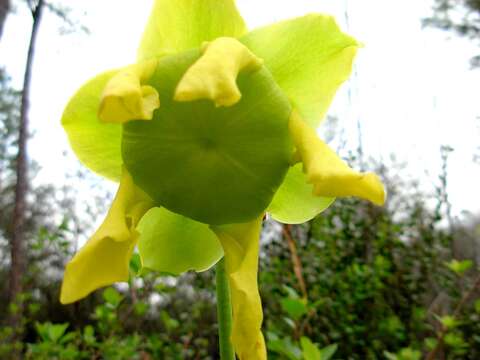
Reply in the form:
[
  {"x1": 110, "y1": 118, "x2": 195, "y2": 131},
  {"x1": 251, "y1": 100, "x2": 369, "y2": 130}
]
[
  {"x1": 312, "y1": 171, "x2": 386, "y2": 206},
  {"x1": 289, "y1": 110, "x2": 387, "y2": 206},
  {"x1": 363, "y1": 173, "x2": 387, "y2": 205},
  {"x1": 98, "y1": 60, "x2": 160, "y2": 124},
  {"x1": 174, "y1": 37, "x2": 262, "y2": 107},
  {"x1": 174, "y1": 76, "x2": 242, "y2": 107}
]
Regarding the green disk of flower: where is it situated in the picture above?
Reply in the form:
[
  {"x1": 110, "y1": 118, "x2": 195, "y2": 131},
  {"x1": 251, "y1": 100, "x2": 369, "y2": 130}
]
[{"x1": 122, "y1": 45, "x2": 293, "y2": 225}]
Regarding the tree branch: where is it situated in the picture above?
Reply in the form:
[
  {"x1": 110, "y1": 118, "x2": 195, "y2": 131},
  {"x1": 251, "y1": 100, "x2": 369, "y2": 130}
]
[{"x1": 283, "y1": 224, "x2": 308, "y2": 300}]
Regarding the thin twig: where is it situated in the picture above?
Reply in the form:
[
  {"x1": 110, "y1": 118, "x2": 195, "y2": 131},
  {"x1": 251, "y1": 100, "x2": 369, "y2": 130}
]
[{"x1": 283, "y1": 224, "x2": 308, "y2": 300}]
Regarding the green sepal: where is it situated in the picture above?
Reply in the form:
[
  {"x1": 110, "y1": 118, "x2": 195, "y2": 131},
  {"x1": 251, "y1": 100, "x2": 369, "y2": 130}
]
[
  {"x1": 62, "y1": 70, "x2": 123, "y2": 181},
  {"x1": 138, "y1": 0, "x2": 247, "y2": 61},
  {"x1": 137, "y1": 207, "x2": 223, "y2": 275},
  {"x1": 241, "y1": 14, "x2": 359, "y2": 128},
  {"x1": 268, "y1": 164, "x2": 334, "y2": 224}
]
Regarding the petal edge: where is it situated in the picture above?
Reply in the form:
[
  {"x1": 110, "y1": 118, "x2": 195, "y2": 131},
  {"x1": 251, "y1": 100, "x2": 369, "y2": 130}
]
[
  {"x1": 60, "y1": 169, "x2": 153, "y2": 304},
  {"x1": 289, "y1": 111, "x2": 386, "y2": 205},
  {"x1": 241, "y1": 14, "x2": 359, "y2": 128},
  {"x1": 138, "y1": 207, "x2": 223, "y2": 275},
  {"x1": 211, "y1": 217, "x2": 267, "y2": 360},
  {"x1": 138, "y1": 0, "x2": 248, "y2": 61},
  {"x1": 62, "y1": 70, "x2": 123, "y2": 181},
  {"x1": 268, "y1": 164, "x2": 335, "y2": 224}
]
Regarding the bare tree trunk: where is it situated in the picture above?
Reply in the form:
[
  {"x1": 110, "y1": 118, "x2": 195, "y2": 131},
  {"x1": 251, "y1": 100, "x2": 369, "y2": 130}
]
[
  {"x1": 8, "y1": 0, "x2": 44, "y2": 331},
  {"x1": 0, "y1": 0, "x2": 9, "y2": 39}
]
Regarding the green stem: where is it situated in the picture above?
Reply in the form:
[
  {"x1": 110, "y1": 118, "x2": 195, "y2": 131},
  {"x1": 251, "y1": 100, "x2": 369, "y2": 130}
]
[{"x1": 216, "y1": 258, "x2": 235, "y2": 360}]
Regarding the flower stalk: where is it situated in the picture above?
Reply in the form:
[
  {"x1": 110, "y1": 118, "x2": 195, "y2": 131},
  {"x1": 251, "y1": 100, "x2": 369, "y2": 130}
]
[{"x1": 216, "y1": 258, "x2": 235, "y2": 360}]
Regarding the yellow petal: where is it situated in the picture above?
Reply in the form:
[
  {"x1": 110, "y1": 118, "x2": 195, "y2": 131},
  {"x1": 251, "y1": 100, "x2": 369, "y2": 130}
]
[
  {"x1": 289, "y1": 111, "x2": 386, "y2": 205},
  {"x1": 174, "y1": 37, "x2": 263, "y2": 107},
  {"x1": 60, "y1": 169, "x2": 154, "y2": 304},
  {"x1": 211, "y1": 217, "x2": 266, "y2": 360},
  {"x1": 98, "y1": 59, "x2": 160, "y2": 123}
]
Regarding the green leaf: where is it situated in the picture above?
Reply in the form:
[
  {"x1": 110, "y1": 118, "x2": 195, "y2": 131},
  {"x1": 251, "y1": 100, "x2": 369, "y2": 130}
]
[
  {"x1": 267, "y1": 336, "x2": 302, "y2": 360},
  {"x1": 439, "y1": 315, "x2": 460, "y2": 329},
  {"x1": 241, "y1": 14, "x2": 359, "y2": 128},
  {"x1": 47, "y1": 323, "x2": 69, "y2": 343},
  {"x1": 137, "y1": 207, "x2": 223, "y2": 275},
  {"x1": 385, "y1": 348, "x2": 421, "y2": 360},
  {"x1": 58, "y1": 331, "x2": 76, "y2": 345},
  {"x1": 444, "y1": 332, "x2": 467, "y2": 349},
  {"x1": 268, "y1": 164, "x2": 334, "y2": 224},
  {"x1": 134, "y1": 302, "x2": 148, "y2": 316},
  {"x1": 283, "y1": 317, "x2": 296, "y2": 330},
  {"x1": 8, "y1": 302, "x2": 19, "y2": 315},
  {"x1": 123, "y1": 50, "x2": 292, "y2": 224},
  {"x1": 129, "y1": 253, "x2": 142, "y2": 275},
  {"x1": 424, "y1": 337, "x2": 438, "y2": 351},
  {"x1": 34, "y1": 322, "x2": 49, "y2": 342},
  {"x1": 160, "y1": 311, "x2": 179, "y2": 331},
  {"x1": 138, "y1": 0, "x2": 247, "y2": 61},
  {"x1": 62, "y1": 69, "x2": 122, "y2": 181},
  {"x1": 283, "y1": 285, "x2": 301, "y2": 299},
  {"x1": 383, "y1": 352, "x2": 397, "y2": 360},
  {"x1": 300, "y1": 337, "x2": 321, "y2": 360},
  {"x1": 102, "y1": 287, "x2": 123, "y2": 307},
  {"x1": 83, "y1": 325, "x2": 96, "y2": 345},
  {"x1": 446, "y1": 259, "x2": 473, "y2": 276},
  {"x1": 398, "y1": 348, "x2": 422, "y2": 360},
  {"x1": 280, "y1": 297, "x2": 308, "y2": 321},
  {"x1": 475, "y1": 299, "x2": 480, "y2": 313},
  {"x1": 319, "y1": 344, "x2": 338, "y2": 360},
  {"x1": 28, "y1": 303, "x2": 40, "y2": 314}
]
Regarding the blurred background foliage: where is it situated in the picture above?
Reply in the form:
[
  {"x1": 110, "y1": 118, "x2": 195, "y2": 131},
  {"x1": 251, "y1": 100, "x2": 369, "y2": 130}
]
[
  {"x1": 1, "y1": 135, "x2": 479, "y2": 358},
  {"x1": 0, "y1": 0, "x2": 479, "y2": 358},
  {"x1": 424, "y1": 0, "x2": 480, "y2": 67}
]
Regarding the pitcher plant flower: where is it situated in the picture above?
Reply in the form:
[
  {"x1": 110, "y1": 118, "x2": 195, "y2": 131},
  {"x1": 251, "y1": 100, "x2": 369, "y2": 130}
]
[{"x1": 60, "y1": 0, "x2": 386, "y2": 358}]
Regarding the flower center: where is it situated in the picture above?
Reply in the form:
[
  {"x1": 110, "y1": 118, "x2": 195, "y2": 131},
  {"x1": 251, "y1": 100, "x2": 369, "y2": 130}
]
[
  {"x1": 122, "y1": 49, "x2": 293, "y2": 225},
  {"x1": 199, "y1": 137, "x2": 217, "y2": 151}
]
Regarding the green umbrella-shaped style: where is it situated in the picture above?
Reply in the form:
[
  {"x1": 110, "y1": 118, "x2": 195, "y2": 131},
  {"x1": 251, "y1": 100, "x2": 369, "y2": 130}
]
[{"x1": 60, "y1": 1, "x2": 386, "y2": 359}]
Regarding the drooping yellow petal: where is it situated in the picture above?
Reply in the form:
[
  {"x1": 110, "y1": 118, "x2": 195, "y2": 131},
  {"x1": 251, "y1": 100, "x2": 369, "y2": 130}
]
[
  {"x1": 174, "y1": 37, "x2": 263, "y2": 107},
  {"x1": 211, "y1": 217, "x2": 266, "y2": 360},
  {"x1": 98, "y1": 59, "x2": 160, "y2": 123},
  {"x1": 289, "y1": 111, "x2": 386, "y2": 205},
  {"x1": 60, "y1": 169, "x2": 154, "y2": 304}
]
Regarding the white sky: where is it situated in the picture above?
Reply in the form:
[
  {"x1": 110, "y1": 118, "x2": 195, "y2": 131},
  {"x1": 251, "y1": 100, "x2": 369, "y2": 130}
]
[{"x1": 1, "y1": 0, "x2": 479, "y2": 218}]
